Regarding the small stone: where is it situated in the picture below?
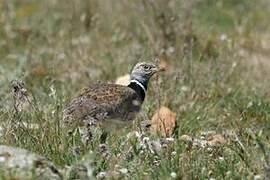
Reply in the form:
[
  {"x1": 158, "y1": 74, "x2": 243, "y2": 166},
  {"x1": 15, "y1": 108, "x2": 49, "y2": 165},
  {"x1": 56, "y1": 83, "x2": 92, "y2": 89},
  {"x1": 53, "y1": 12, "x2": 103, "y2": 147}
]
[
  {"x1": 68, "y1": 164, "x2": 89, "y2": 180},
  {"x1": 0, "y1": 145, "x2": 62, "y2": 179},
  {"x1": 151, "y1": 106, "x2": 176, "y2": 137},
  {"x1": 207, "y1": 134, "x2": 228, "y2": 146},
  {"x1": 151, "y1": 140, "x2": 162, "y2": 153},
  {"x1": 180, "y1": 135, "x2": 193, "y2": 142}
]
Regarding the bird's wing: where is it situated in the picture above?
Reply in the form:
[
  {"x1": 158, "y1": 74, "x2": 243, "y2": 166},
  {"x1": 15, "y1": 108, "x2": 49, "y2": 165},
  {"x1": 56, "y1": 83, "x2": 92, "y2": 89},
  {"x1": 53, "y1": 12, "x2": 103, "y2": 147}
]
[
  {"x1": 79, "y1": 84, "x2": 137, "y2": 103},
  {"x1": 63, "y1": 84, "x2": 139, "y2": 127}
]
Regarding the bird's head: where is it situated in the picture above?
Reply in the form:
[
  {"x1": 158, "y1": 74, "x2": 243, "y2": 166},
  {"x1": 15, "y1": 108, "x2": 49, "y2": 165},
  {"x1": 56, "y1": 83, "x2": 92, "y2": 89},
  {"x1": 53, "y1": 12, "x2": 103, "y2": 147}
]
[{"x1": 130, "y1": 61, "x2": 160, "y2": 86}]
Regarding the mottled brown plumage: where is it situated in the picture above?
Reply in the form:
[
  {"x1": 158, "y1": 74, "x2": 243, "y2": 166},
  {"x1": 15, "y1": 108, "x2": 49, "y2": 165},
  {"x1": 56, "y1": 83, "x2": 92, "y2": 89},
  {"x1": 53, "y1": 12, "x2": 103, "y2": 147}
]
[{"x1": 63, "y1": 83, "x2": 141, "y2": 129}]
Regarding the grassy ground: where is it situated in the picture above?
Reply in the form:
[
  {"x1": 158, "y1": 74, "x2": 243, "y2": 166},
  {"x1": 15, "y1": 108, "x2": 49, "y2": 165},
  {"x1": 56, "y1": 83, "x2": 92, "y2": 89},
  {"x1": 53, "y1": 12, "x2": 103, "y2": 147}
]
[{"x1": 0, "y1": 0, "x2": 270, "y2": 179}]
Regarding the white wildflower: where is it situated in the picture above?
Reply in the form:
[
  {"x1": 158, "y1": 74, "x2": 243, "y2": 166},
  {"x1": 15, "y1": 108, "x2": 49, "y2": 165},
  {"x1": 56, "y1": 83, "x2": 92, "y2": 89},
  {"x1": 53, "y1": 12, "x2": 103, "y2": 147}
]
[
  {"x1": 247, "y1": 101, "x2": 253, "y2": 108},
  {"x1": 167, "y1": 46, "x2": 175, "y2": 54},
  {"x1": 166, "y1": 137, "x2": 175, "y2": 142},
  {"x1": 226, "y1": 171, "x2": 231, "y2": 176},
  {"x1": 96, "y1": 172, "x2": 107, "y2": 179},
  {"x1": 126, "y1": 131, "x2": 141, "y2": 139},
  {"x1": 202, "y1": 167, "x2": 206, "y2": 173},
  {"x1": 0, "y1": 156, "x2": 6, "y2": 162},
  {"x1": 21, "y1": 122, "x2": 39, "y2": 129},
  {"x1": 57, "y1": 53, "x2": 66, "y2": 60},
  {"x1": 49, "y1": 85, "x2": 56, "y2": 98},
  {"x1": 170, "y1": 172, "x2": 177, "y2": 178},
  {"x1": 254, "y1": 175, "x2": 262, "y2": 180},
  {"x1": 134, "y1": 131, "x2": 141, "y2": 138},
  {"x1": 220, "y1": 33, "x2": 228, "y2": 41},
  {"x1": 181, "y1": 86, "x2": 189, "y2": 92},
  {"x1": 118, "y1": 168, "x2": 128, "y2": 174},
  {"x1": 0, "y1": 126, "x2": 3, "y2": 137},
  {"x1": 218, "y1": 156, "x2": 224, "y2": 161},
  {"x1": 139, "y1": 142, "x2": 147, "y2": 150},
  {"x1": 80, "y1": 13, "x2": 86, "y2": 22},
  {"x1": 142, "y1": 137, "x2": 150, "y2": 143}
]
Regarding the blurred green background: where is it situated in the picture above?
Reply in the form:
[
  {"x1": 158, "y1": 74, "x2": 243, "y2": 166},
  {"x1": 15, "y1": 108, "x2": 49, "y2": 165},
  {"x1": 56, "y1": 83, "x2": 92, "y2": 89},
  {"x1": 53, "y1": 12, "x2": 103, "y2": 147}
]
[{"x1": 0, "y1": 0, "x2": 269, "y2": 179}]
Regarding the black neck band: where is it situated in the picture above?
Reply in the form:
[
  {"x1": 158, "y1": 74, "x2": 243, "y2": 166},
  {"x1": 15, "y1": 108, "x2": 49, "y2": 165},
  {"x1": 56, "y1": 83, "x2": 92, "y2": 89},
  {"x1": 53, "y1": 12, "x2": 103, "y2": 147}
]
[{"x1": 128, "y1": 82, "x2": 146, "y2": 101}]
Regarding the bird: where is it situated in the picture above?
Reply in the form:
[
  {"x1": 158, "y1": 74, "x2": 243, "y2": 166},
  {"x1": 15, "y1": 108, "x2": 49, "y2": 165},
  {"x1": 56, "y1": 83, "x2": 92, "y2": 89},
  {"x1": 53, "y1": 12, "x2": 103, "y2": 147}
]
[{"x1": 62, "y1": 61, "x2": 160, "y2": 143}]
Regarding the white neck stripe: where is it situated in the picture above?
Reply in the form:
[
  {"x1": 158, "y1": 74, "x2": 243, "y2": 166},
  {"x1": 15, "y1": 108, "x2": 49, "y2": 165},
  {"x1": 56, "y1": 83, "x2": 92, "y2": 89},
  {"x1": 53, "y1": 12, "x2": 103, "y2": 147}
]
[{"x1": 130, "y1": 79, "x2": 146, "y2": 95}]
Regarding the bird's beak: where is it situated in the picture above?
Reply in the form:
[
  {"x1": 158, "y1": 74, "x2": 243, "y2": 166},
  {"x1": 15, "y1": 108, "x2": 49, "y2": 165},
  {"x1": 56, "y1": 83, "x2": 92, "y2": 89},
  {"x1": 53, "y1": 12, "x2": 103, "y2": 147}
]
[
  {"x1": 153, "y1": 66, "x2": 161, "y2": 73},
  {"x1": 150, "y1": 66, "x2": 162, "y2": 76}
]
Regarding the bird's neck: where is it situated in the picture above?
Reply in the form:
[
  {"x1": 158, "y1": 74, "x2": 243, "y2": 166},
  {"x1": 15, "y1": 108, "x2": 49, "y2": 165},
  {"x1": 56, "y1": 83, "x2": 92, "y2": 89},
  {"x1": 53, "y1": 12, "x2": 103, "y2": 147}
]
[{"x1": 128, "y1": 79, "x2": 147, "y2": 101}]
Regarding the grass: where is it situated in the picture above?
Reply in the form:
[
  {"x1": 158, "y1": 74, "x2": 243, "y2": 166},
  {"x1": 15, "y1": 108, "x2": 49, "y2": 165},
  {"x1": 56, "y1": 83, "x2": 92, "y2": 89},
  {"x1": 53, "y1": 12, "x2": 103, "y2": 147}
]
[{"x1": 0, "y1": 0, "x2": 270, "y2": 179}]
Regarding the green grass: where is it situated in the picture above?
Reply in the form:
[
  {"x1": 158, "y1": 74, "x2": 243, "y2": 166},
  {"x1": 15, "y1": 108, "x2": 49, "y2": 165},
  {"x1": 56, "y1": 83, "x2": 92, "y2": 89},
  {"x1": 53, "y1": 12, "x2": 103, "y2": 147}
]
[{"x1": 0, "y1": 0, "x2": 270, "y2": 179}]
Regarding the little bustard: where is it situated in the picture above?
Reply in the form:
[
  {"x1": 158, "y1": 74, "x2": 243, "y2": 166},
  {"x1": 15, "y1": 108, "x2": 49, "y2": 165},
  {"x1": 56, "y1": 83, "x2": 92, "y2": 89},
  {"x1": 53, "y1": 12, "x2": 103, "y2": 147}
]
[{"x1": 63, "y1": 61, "x2": 160, "y2": 143}]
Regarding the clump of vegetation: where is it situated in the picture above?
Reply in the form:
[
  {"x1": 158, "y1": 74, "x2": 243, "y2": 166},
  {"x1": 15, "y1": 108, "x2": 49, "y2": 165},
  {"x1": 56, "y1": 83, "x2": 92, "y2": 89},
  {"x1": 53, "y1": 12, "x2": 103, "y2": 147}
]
[{"x1": 0, "y1": 0, "x2": 269, "y2": 179}]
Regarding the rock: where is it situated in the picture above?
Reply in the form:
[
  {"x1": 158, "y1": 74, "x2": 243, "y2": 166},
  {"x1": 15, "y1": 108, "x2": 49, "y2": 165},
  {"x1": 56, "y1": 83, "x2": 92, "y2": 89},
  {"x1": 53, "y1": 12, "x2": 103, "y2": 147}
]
[
  {"x1": 150, "y1": 106, "x2": 176, "y2": 137},
  {"x1": 180, "y1": 132, "x2": 230, "y2": 149},
  {"x1": 207, "y1": 134, "x2": 228, "y2": 146},
  {"x1": 180, "y1": 135, "x2": 193, "y2": 143},
  {"x1": 0, "y1": 145, "x2": 62, "y2": 179},
  {"x1": 67, "y1": 164, "x2": 89, "y2": 180}
]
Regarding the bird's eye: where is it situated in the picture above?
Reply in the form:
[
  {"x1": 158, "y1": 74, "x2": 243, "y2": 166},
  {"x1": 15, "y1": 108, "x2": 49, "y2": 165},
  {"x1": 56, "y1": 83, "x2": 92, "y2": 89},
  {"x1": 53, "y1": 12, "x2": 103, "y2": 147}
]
[{"x1": 143, "y1": 65, "x2": 151, "y2": 70}]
